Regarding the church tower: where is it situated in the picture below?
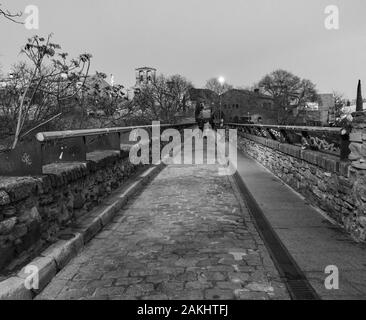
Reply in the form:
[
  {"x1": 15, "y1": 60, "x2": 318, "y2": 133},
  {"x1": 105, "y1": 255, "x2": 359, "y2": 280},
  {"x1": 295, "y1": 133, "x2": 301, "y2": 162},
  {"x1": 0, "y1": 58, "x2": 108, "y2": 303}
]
[{"x1": 135, "y1": 67, "x2": 157, "y2": 87}]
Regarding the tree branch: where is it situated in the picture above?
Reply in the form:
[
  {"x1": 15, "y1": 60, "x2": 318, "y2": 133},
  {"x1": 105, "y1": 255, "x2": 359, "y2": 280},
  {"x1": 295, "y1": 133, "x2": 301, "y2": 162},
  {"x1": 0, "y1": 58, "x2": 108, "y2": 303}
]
[{"x1": 0, "y1": 4, "x2": 23, "y2": 24}]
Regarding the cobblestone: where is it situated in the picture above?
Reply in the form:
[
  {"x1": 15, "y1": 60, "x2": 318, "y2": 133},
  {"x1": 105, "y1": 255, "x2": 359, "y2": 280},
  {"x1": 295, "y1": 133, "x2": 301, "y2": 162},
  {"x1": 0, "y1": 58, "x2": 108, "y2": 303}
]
[{"x1": 37, "y1": 163, "x2": 290, "y2": 300}]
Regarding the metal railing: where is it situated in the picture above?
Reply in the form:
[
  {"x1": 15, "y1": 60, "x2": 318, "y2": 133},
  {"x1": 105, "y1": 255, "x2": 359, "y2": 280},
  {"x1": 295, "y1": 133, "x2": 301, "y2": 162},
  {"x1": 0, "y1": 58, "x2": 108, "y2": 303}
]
[
  {"x1": 35, "y1": 123, "x2": 192, "y2": 142},
  {"x1": 0, "y1": 122, "x2": 196, "y2": 176},
  {"x1": 1, "y1": 121, "x2": 350, "y2": 176},
  {"x1": 226, "y1": 123, "x2": 350, "y2": 161}
]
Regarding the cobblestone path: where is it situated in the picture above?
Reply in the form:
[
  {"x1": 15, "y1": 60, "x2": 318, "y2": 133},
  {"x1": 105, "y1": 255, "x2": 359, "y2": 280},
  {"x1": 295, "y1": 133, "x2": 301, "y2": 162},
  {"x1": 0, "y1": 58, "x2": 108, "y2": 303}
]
[{"x1": 37, "y1": 163, "x2": 290, "y2": 300}]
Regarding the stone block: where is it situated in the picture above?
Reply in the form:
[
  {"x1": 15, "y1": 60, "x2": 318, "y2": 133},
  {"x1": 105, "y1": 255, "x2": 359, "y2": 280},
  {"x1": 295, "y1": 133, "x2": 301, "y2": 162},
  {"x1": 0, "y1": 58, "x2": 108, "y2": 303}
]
[
  {"x1": 0, "y1": 217, "x2": 17, "y2": 235},
  {"x1": 2, "y1": 206, "x2": 16, "y2": 217},
  {"x1": 359, "y1": 217, "x2": 366, "y2": 227},
  {"x1": 0, "y1": 244, "x2": 15, "y2": 271},
  {"x1": 0, "y1": 276, "x2": 33, "y2": 300},
  {"x1": 350, "y1": 132, "x2": 363, "y2": 142},
  {"x1": 234, "y1": 289, "x2": 268, "y2": 300},
  {"x1": 0, "y1": 191, "x2": 11, "y2": 206},
  {"x1": 30, "y1": 207, "x2": 41, "y2": 222},
  {"x1": 13, "y1": 224, "x2": 28, "y2": 238},
  {"x1": 98, "y1": 204, "x2": 118, "y2": 227},
  {"x1": 205, "y1": 288, "x2": 234, "y2": 300},
  {"x1": 41, "y1": 232, "x2": 83, "y2": 270},
  {"x1": 76, "y1": 217, "x2": 102, "y2": 244},
  {"x1": 349, "y1": 142, "x2": 363, "y2": 161},
  {"x1": 16, "y1": 220, "x2": 41, "y2": 253}
]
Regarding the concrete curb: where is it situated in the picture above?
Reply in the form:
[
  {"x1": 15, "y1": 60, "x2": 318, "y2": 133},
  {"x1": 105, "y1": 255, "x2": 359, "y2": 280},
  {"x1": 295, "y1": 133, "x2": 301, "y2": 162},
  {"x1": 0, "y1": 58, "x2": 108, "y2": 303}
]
[{"x1": 0, "y1": 163, "x2": 165, "y2": 300}]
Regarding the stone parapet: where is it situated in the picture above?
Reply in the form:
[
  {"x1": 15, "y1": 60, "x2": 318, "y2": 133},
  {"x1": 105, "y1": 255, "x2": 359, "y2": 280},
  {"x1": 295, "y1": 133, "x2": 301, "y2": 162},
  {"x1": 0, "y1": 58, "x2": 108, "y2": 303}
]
[
  {"x1": 349, "y1": 111, "x2": 366, "y2": 169},
  {"x1": 238, "y1": 133, "x2": 366, "y2": 242},
  {"x1": 0, "y1": 150, "x2": 142, "y2": 273}
]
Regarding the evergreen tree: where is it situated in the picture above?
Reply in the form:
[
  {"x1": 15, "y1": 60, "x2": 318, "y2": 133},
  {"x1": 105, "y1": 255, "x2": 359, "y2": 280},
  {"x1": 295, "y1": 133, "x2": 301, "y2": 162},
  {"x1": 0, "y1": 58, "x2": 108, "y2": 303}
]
[{"x1": 356, "y1": 79, "x2": 363, "y2": 111}]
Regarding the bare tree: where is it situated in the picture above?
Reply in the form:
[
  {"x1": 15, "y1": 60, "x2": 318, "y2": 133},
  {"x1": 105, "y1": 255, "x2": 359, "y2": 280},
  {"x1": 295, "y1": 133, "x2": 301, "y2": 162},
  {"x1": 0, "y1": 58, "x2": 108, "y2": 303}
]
[
  {"x1": 0, "y1": 3, "x2": 22, "y2": 23},
  {"x1": 258, "y1": 69, "x2": 318, "y2": 124},
  {"x1": 333, "y1": 91, "x2": 347, "y2": 118},
  {"x1": 78, "y1": 71, "x2": 138, "y2": 127},
  {"x1": 167, "y1": 74, "x2": 193, "y2": 113},
  {"x1": 258, "y1": 70, "x2": 318, "y2": 107},
  {"x1": 2, "y1": 34, "x2": 92, "y2": 148},
  {"x1": 205, "y1": 78, "x2": 233, "y2": 95},
  {"x1": 134, "y1": 74, "x2": 193, "y2": 123}
]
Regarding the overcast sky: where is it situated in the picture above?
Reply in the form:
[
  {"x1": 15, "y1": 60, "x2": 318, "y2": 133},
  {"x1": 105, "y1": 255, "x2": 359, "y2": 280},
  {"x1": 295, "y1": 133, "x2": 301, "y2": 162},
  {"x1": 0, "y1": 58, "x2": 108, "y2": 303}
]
[{"x1": 1, "y1": 0, "x2": 366, "y2": 99}]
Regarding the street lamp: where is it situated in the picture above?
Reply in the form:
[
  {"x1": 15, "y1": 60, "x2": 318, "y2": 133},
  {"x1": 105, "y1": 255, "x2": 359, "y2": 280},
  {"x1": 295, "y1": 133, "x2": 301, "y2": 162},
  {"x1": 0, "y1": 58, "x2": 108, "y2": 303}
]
[{"x1": 218, "y1": 76, "x2": 225, "y2": 127}]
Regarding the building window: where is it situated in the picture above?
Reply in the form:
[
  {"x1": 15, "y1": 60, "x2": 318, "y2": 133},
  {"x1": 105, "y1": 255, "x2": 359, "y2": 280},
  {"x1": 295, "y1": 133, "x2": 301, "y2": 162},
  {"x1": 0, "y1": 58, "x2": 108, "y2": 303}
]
[
  {"x1": 147, "y1": 71, "x2": 152, "y2": 82},
  {"x1": 236, "y1": 104, "x2": 239, "y2": 109}
]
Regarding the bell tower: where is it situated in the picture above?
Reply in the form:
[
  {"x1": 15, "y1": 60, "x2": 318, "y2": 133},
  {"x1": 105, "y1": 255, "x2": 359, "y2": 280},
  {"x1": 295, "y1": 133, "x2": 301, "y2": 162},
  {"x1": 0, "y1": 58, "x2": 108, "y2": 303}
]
[{"x1": 135, "y1": 67, "x2": 157, "y2": 87}]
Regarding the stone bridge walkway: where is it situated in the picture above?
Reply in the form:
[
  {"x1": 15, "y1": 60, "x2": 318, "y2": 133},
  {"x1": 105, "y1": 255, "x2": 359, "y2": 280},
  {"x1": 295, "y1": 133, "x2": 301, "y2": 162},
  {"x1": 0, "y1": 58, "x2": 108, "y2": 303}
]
[{"x1": 37, "y1": 162, "x2": 289, "y2": 300}]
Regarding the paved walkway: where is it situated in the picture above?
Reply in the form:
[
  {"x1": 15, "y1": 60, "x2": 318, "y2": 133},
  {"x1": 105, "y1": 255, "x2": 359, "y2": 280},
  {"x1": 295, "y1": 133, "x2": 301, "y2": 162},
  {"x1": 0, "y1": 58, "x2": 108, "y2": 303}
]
[
  {"x1": 236, "y1": 150, "x2": 366, "y2": 300},
  {"x1": 37, "y1": 162, "x2": 289, "y2": 300}
]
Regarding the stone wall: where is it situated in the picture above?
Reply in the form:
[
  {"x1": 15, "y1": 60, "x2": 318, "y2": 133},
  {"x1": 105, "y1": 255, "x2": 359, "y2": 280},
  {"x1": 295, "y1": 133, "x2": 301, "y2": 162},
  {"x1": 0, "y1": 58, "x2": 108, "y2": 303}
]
[
  {"x1": 237, "y1": 133, "x2": 366, "y2": 242},
  {"x1": 0, "y1": 150, "x2": 142, "y2": 273}
]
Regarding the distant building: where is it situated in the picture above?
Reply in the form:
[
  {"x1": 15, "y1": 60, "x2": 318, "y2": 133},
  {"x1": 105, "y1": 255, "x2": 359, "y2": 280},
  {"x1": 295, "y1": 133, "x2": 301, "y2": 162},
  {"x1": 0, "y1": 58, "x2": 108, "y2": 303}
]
[
  {"x1": 187, "y1": 88, "x2": 276, "y2": 123},
  {"x1": 188, "y1": 88, "x2": 218, "y2": 107},
  {"x1": 347, "y1": 98, "x2": 366, "y2": 112},
  {"x1": 124, "y1": 67, "x2": 158, "y2": 100},
  {"x1": 220, "y1": 89, "x2": 275, "y2": 123},
  {"x1": 135, "y1": 67, "x2": 157, "y2": 87},
  {"x1": 319, "y1": 93, "x2": 336, "y2": 124},
  {"x1": 293, "y1": 93, "x2": 336, "y2": 126}
]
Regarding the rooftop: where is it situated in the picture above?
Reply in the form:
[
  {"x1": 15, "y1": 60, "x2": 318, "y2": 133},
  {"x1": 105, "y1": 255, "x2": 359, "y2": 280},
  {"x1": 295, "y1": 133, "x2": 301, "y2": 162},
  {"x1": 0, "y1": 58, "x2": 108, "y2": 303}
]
[
  {"x1": 135, "y1": 67, "x2": 157, "y2": 71},
  {"x1": 223, "y1": 88, "x2": 273, "y2": 100}
]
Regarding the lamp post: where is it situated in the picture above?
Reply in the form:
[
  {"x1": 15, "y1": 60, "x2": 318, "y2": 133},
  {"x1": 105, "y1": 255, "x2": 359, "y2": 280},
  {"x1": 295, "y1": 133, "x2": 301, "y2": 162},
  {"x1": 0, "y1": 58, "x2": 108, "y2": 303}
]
[{"x1": 218, "y1": 76, "x2": 225, "y2": 127}]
